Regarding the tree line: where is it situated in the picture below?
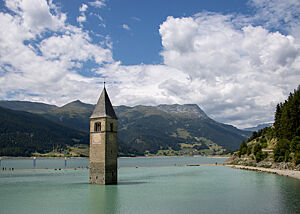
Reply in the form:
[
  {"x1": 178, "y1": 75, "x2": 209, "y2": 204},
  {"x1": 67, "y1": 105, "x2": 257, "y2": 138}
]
[{"x1": 238, "y1": 85, "x2": 300, "y2": 164}]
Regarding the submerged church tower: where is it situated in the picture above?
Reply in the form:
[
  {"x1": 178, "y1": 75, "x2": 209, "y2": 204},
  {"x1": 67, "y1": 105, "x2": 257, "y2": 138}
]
[{"x1": 89, "y1": 86, "x2": 118, "y2": 185}]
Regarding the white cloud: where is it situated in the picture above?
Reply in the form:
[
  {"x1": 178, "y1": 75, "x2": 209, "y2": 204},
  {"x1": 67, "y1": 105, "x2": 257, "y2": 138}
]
[
  {"x1": 1, "y1": 0, "x2": 299, "y2": 129},
  {"x1": 157, "y1": 14, "x2": 300, "y2": 127},
  {"x1": 249, "y1": 0, "x2": 300, "y2": 44},
  {"x1": 39, "y1": 32, "x2": 112, "y2": 64},
  {"x1": 79, "y1": 4, "x2": 88, "y2": 12},
  {"x1": 5, "y1": 0, "x2": 66, "y2": 34},
  {"x1": 131, "y1": 17, "x2": 141, "y2": 22},
  {"x1": 77, "y1": 14, "x2": 86, "y2": 23},
  {"x1": 89, "y1": 0, "x2": 105, "y2": 8},
  {"x1": 250, "y1": 0, "x2": 300, "y2": 29},
  {"x1": 0, "y1": 0, "x2": 113, "y2": 106},
  {"x1": 77, "y1": 4, "x2": 88, "y2": 24},
  {"x1": 91, "y1": 13, "x2": 103, "y2": 22},
  {"x1": 122, "y1": 24, "x2": 130, "y2": 30},
  {"x1": 98, "y1": 63, "x2": 189, "y2": 106},
  {"x1": 94, "y1": 11, "x2": 300, "y2": 128}
]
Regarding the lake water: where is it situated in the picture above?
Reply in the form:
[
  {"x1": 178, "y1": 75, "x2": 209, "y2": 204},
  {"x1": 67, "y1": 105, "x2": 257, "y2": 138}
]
[
  {"x1": 0, "y1": 156, "x2": 226, "y2": 170},
  {"x1": 0, "y1": 157, "x2": 300, "y2": 214}
]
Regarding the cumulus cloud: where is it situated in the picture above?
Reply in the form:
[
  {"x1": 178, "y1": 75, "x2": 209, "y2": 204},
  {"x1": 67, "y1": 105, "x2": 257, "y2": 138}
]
[
  {"x1": 101, "y1": 5, "x2": 300, "y2": 128},
  {"x1": 77, "y1": 15, "x2": 86, "y2": 23},
  {"x1": 79, "y1": 4, "x2": 88, "y2": 12},
  {"x1": 77, "y1": 3, "x2": 88, "y2": 24},
  {"x1": 5, "y1": 0, "x2": 66, "y2": 34},
  {"x1": 99, "y1": 63, "x2": 189, "y2": 106},
  {"x1": 0, "y1": 0, "x2": 113, "y2": 105},
  {"x1": 157, "y1": 14, "x2": 300, "y2": 127},
  {"x1": 122, "y1": 24, "x2": 130, "y2": 30}
]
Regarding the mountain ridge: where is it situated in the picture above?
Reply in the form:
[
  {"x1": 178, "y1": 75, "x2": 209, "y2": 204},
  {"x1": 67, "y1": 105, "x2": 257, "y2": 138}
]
[
  {"x1": 0, "y1": 100, "x2": 251, "y2": 156},
  {"x1": 243, "y1": 123, "x2": 273, "y2": 132}
]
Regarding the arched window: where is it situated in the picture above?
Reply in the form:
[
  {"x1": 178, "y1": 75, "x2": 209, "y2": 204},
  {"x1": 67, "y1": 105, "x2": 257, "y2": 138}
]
[{"x1": 94, "y1": 122, "x2": 101, "y2": 132}]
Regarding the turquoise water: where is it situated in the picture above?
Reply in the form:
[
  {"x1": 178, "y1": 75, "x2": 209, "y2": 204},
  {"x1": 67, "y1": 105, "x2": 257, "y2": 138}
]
[{"x1": 0, "y1": 157, "x2": 300, "y2": 214}]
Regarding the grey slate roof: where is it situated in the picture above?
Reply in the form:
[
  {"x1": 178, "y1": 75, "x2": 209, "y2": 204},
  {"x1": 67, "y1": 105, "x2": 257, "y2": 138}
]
[{"x1": 90, "y1": 87, "x2": 117, "y2": 119}]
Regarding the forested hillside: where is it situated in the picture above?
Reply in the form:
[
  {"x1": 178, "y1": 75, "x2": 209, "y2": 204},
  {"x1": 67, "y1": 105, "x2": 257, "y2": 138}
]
[
  {"x1": 235, "y1": 86, "x2": 300, "y2": 166},
  {"x1": 0, "y1": 106, "x2": 88, "y2": 156}
]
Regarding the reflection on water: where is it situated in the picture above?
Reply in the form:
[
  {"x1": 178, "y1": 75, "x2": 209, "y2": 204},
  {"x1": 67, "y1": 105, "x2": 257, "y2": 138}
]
[
  {"x1": 88, "y1": 185, "x2": 119, "y2": 214},
  {"x1": 33, "y1": 157, "x2": 36, "y2": 167},
  {"x1": 117, "y1": 181, "x2": 147, "y2": 185}
]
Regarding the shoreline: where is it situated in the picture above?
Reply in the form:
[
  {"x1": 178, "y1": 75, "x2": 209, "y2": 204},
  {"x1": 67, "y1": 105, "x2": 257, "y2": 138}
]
[
  {"x1": 2, "y1": 163, "x2": 299, "y2": 181},
  {"x1": 0, "y1": 156, "x2": 88, "y2": 159},
  {"x1": 0, "y1": 155, "x2": 229, "y2": 160},
  {"x1": 227, "y1": 165, "x2": 300, "y2": 181},
  {"x1": 0, "y1": 163, "x2": 222, "y2": 172}
]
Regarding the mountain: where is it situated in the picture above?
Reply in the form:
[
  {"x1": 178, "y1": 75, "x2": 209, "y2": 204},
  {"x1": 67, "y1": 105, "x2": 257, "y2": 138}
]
[
  {"x1": 0, "y1": 106, "x2": 88, "y2": 156},
  {"x1": 243, "y1": 123, "x2": 273, "y2": 132},
  {"x1": 0, "y1": 100, "x2": 251, "y2": 156},
  {"x1": 0, "y1": 100, "x2": 57, "y2": 114},
  {"x1": 0, "y1": 100, "x2": 93, "y2": 131},
  {"x1": 115, "y1": 104, "x2": 250, "y2": 155},
  {"x1": 47, "y1": 100, "x2": 94, "y2": 131}
]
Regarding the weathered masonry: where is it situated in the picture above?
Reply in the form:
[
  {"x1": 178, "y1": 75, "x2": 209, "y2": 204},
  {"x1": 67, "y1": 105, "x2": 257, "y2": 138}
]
[{"x1": 89, "y1": 86, "x2": 118, "y2": 185}]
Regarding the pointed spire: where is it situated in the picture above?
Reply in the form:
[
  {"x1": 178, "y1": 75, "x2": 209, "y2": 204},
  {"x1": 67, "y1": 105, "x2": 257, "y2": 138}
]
[{"x1": 90, "y1": 87, "x2": 117, "y2": 119}]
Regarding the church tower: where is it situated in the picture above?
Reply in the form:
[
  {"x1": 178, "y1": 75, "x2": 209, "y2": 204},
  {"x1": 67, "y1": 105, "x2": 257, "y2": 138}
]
[{"x1": 89, "y1": 86, "x2": 118, "y2": 185}]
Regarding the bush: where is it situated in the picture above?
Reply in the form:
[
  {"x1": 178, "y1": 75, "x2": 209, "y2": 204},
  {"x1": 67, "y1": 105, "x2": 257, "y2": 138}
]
[
  {"x1": 290, "y1": 136, "x2": 300, "y2": 153},
  {"x1": 247, "y1": 146, "x2": 252, "y2": 156},
  {"x1": 274, "y1": 139, "x2": 290, "y2": 162},
  {"x1": 260, "y1": 138, "x2": 268, "y2": 148},
  {"x1": 284, "y1": 151, "x2": 290, "y2": 162},
  {"x1": 238, "y1": 140, "x2": 247, "y2": 157},
  {"x1": 253, "y1": 143, "x2": 262, "y2": 156},
  {"x1": 255, "y1": 151, "x2": 267, "y2": 162},
  {"x1": 255, "y1": 151, "x2": 263, "y2": 162}
]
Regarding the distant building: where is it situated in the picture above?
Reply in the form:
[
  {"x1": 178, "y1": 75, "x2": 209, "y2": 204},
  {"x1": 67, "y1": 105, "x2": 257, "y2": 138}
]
[
  {"x1": 89, "y1": 86, "x2": 118, "y2": 185},
  {"x1": 262, "y1": 149, "x2": 274, "y2": 154}
]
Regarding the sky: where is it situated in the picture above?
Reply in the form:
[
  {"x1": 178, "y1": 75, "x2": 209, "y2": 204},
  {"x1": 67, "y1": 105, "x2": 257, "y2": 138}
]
[{"x1": 0, "y1": 0, "x2": 299, "y2": 128}]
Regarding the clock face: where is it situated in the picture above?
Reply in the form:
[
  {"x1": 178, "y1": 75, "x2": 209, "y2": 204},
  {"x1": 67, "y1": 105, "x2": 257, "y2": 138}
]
[{"x1": 92, "y1": 133, "x2": 101, "y2": 144}]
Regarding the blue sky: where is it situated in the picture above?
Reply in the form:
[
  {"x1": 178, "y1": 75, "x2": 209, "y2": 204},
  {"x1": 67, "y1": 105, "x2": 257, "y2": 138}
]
[
  {"x1": 59, "y1": 0, "x2": 252, "y2": 65},
  {"x1": 0, "y1": 0, "x2": 299, "y2": 128}
]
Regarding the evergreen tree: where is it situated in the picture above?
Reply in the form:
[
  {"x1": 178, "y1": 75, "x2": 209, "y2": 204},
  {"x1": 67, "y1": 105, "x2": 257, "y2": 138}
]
[
  {"x1": 290, "y1": 136, "x2": 300, "y2": 153},
  {"x1": 253, "y1": 143, "x2": 262, "y2": 156},
  {"x1": 274, "y1": 139, "x2": 290, "y2": 162},
  {"x1": 274, "y1": 86, "x2": 300, "y2": 140},
  {"x1": 238, "y1": 140, "x2": 247, "y2": 157}
]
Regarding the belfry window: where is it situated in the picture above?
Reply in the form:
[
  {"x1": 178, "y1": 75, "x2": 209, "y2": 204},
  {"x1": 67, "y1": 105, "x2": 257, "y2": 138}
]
[
  {"x1": 110, "y1": 123, "x2": 113, "y2": 132},
  {"x1": 94, "y1": 122, "x2": 101, "y2": 132}
]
